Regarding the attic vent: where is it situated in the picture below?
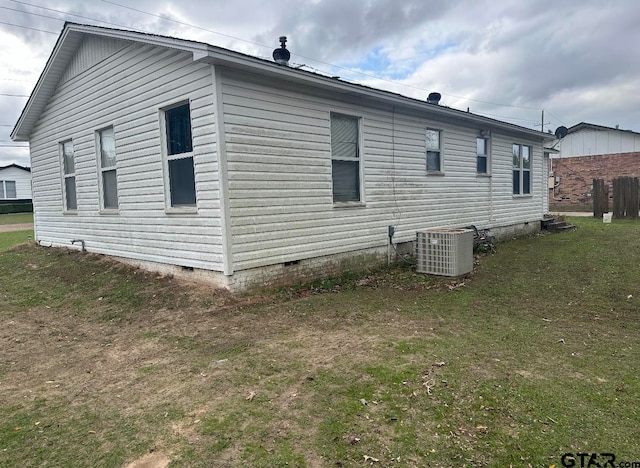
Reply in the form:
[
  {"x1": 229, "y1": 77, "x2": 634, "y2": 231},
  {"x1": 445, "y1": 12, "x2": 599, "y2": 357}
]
[{"x1": 273, "y1": 36, "x2": 290, "y2": 66}]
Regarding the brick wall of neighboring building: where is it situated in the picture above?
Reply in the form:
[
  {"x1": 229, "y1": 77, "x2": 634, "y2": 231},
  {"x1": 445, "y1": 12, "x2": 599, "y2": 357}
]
[{"x1": 550, "y1": 152, "x2": 640, "y2": 206}]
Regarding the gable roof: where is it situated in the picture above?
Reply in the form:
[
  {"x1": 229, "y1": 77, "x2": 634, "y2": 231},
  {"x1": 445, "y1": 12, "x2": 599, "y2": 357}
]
[
  {"x1": 0, "y1": 163, "x2": 31, "y2": 172},
  {"x1": 12, "y1": 22, "x2": 553, "y2": 143},
  {"x1": 568, "y1": 122, "x2": 640, "y2": 137}
]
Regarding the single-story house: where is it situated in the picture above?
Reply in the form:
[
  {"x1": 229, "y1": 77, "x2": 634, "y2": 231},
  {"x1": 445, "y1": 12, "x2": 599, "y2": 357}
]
[
  {"x1": 550, "y1": 122, "x2": 640, "y2": 206},
  {"x1": 12, "y1": 22, "x2": 554, "y2": 290},
  {"x1": 0, "y1": 163, "x2": 32, "y2": 203}
]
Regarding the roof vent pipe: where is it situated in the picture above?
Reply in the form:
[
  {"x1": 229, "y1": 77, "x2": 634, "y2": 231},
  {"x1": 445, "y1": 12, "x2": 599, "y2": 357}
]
[
  {"x1": 427, "y1": 92, "x2": 441, "y2": 105},
  {"x1": 272, "y1": 36, "x2": 290, "y2": 66}
]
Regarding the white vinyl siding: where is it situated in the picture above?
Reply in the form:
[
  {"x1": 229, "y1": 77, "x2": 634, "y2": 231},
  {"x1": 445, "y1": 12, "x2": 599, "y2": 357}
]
[
  {"x1": 97, "y1": 126, "x2": 118, "y2": 210},
  {"x1": 556, "y1": 128, "x2": 640, "y2": 157},
  {"x1": 0, "y1": 166, "x2": 32, "y2": 200},
  {"x1": 28, "y1": 42, "x2": 223, "y2": 271},
  {"x1": 221, "y1": 70, "x2": 545, "y2": 272}
]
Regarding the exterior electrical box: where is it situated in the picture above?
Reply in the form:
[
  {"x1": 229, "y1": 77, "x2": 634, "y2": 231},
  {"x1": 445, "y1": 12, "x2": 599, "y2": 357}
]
[{"x1": 416, "y1": 228, "x2": 474, "y2": 277}]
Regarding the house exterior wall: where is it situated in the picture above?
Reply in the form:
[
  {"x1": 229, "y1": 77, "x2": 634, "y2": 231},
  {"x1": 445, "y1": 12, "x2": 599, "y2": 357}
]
[
  {"x1": 551, "y1": 152, "x2": 640, "y2": 206},
  {"x1": 29, "y1": 41, "x2": 224, "y2": 271},
  {"x1": 220, "y1": 69, "x2": 546, "y2": 274},
  {"x1": 557, "y1": 128, "x2": 640, "y2": 157},
  {"x1": 0, "y1": 166, "x2": 32, "y2": 200}
]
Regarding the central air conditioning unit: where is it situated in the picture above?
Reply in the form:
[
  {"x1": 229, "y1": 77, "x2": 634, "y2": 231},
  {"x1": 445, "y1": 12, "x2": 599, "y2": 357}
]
[{"x1": 416, "y1": 228, "x2": 474, "y2": 277}]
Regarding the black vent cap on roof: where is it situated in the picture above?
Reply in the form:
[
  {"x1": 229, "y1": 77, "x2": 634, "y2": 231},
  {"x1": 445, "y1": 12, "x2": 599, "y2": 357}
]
[
  {"x1": 427, "y1": 92, "x2": 441, "y2": 104},
  {"x1": 273, "y1": 36, "x2": 290, "y2": 66}
]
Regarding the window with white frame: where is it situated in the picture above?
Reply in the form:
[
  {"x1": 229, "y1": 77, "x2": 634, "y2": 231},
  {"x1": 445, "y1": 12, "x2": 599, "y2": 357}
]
[
  {"x1": 61, "y1": 140, "x2": 77, "y2": 210},
  {"x1": 98, "y1": 127, "x2": 118, "y2": 210},
  {"x1": 477, "y1": 137, "x2": 489, "y2": 174},
  {"x1": 163, "y1": 102, "x2": 196, "y2": 207},
  {"x1": 512, "y1": 143, "x2": 531, "y2": 195},
  {"x1": 330, "y1": 113, "x2": 361, "y2": 203},
  {"x1": 0, "y1": 180, "x2": 17, "y2": 199},
  {"x1": 426, "y1": 129, "x2": 442, "y2": 172}
]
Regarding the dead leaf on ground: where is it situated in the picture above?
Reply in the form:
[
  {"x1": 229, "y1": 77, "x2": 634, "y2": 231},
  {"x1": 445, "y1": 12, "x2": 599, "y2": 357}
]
[{"x1": 246, "y1": 391, "x2": 256, "y2": 402}]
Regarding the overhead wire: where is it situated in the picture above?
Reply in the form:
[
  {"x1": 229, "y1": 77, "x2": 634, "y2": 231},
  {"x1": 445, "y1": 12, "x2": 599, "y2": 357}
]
[
  {"x1": 2, "y1": 0, "x2": 567, "y2": 122},
  {"x1": 98, "y1": 0, "x2": 546, "y2": 113}
]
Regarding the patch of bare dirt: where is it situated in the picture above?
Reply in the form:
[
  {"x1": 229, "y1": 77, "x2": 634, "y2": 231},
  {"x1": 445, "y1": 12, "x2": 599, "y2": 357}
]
[
  {"x1": 124, "y1": 452, "x2": 170, "y2": 468},
  {"x1": 0, "y1": 249, "x2": 445, "y2": 465},
  {"x1": 0, "y1": 222, "x2": 33, "y2": 232}
]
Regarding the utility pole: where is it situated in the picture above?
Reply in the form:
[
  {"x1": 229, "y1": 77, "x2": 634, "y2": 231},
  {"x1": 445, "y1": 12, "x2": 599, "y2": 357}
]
[{"x1": 541, "y1": 109, "x2": 544, "y2": 133}]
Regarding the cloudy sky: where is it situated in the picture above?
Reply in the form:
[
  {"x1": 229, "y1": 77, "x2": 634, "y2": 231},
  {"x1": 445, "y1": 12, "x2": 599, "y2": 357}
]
[{"x1": 2, "y1": 0, "x2": 640, "y2": 167}]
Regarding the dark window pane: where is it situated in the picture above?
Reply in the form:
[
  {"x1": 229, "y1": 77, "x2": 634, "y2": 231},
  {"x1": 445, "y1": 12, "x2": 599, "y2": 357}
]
[
  {"x1": 427, "y1": 151, "x2": 441, "y2": 171},
  {"x1": 166, "y1": 104, "x2": 193, "y2": 156},
  {"x1": 523, "y1": 170, "x2": 531, "y2": 194},
  {"x1": 477, "y1": 155, "x2": 487, "y2": 173},
  {"x1": 512, "y1": 144, "x2": 520, "y2": 168},
  {"x1": 513, "y1": 170, "x2": 520, "y2": 194},
  {"x1": 65, "y1": 177, "x2": 77, "y2": 210},
  {"x1": 332, "y1": 160, "x2": 360, "y2": 202},
  {"x1": 169, "y1": 156, "x2": 196, "y2": 206},
  {"x1": 331, "y1": 114, "x2": 358, "y2": 159},
  {"x1": 102, "y1": 169, "x2": 118, "y2": 209}
]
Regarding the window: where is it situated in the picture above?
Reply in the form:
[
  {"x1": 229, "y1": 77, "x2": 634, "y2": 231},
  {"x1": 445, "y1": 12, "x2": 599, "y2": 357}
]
[
  {"x1": 330, "y1": 113, "x2": 360, "y2": 202},
  {"x1": 426, "y1": 129, "x2": 442, "y2": 172},
  {"x1": 512, "y1": 144, "x2": 531, "y2": 195},
  {"x1": 0, "y1": 180, "x2": 16, "y2": 199},
  {"x1": 163, "y1": 102, "x2": 196, "y2": 207},
  {"x1": 61, "y1": 140, "x2": 77, "y2": 210},
  {"x1": 477, "y1": 137, "x2": 489, "y2": 174},
  {"x1": 98, "y1": 127, "x2": 118, "y2": 210}
]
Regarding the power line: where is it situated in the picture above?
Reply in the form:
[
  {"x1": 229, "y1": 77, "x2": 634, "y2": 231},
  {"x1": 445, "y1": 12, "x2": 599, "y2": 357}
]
[
  {"x1": 5, "y1": 0, "x2": 547, "y2": 115},
  {"x1": 0, "y1": 20, "x2": 57, "y2": 34},
  {"x1": 7, "y1": 0, "x2": 137, "y2": 31},
  {"x1": 0, "y1": 5, "x2": 66, "y2": 24},
  {"x1": 0, "y1": 93, "x2": 30, "y2": 97},
  {"x1": 100, "y1": 0, "x2": 544, "y2": 113}
]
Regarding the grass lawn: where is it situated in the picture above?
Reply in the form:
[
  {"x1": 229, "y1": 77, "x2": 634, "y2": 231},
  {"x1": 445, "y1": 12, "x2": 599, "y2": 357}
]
[
  {"x1": 1, "y1": 217, "x2": 639, "y2": 467},
  {"x1": 0, "y1": 212, "x2": 33, "y2": 225},
  {"x1": 0, "y1": 230, "x2": 33, "y2": 252}
]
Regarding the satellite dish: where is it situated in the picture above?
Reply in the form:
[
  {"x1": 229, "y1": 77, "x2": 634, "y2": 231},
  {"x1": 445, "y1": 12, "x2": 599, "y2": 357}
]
[{"x1": 555, "y1": 126, "x2": 568, "y2": 139}]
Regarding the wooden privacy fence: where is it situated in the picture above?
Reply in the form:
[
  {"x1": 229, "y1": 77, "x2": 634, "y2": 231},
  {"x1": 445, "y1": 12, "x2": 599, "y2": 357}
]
[
  {"x1": 592, "y1": 179, "x2": 608, "y2": 218},
  {"x1": 594, "y1": 177, "x2": 639, "y2": 219}
]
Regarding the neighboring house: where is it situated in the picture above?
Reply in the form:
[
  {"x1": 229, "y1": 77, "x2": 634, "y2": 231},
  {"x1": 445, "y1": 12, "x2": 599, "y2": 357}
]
[
  {"x1": 12, "y1": 23, "x2": 553, "y2": 290},
  {"x1": 550, "y1": 122, "x2": 640, "y2": 206},
  {"x1": 0, "y1": 163, "x2": 32, "y2": 203}
]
